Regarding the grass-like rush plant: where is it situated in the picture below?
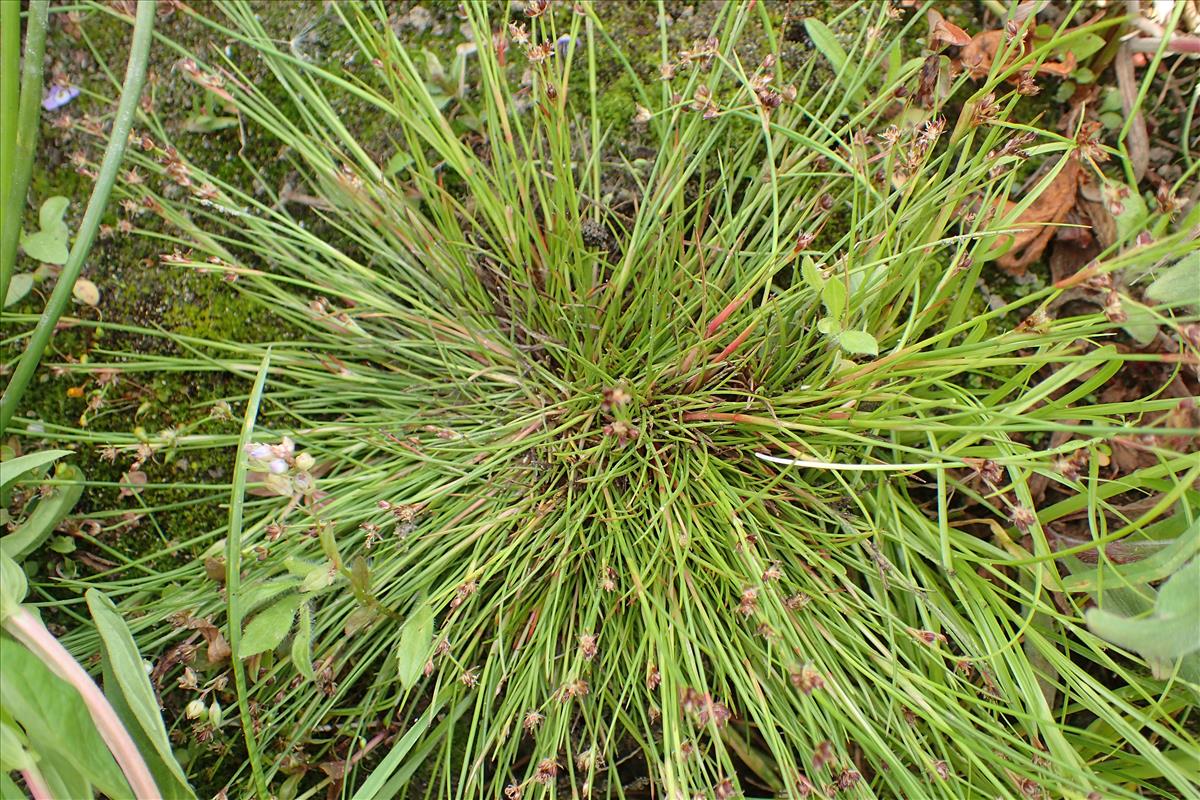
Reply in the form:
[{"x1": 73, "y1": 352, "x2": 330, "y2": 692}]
[{"x1": 11, "y1": 1, "x2": 1199, "y2": 798}]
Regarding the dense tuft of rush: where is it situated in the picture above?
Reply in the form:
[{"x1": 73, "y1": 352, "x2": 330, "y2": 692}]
[{"x1": 24, "y1": 1, "x2": 1199, "y2": 798}]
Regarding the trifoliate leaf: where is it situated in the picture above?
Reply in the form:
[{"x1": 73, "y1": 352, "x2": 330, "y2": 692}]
[{"x1": 20, "y1": 197, "x2": 71, "y2": 265}]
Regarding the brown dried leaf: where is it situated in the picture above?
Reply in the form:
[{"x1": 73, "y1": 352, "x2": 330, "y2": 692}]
[
  {"x1": 997, "y1": 159, "x2": 1081, "y2": 274},
  {"x1": 959, "y1": 29, "x2": 1076, "y2": 80},
  {"x1": 204, "y1": 556, "x2": 226, "y2": 584},
  {"x1": 928, "y1": 9, "x2": 972, "y2": 49},
  {"x1": 185, "y1": 617, "x2": 232, "y2": 664},
  {"x1": 118, "y1": 469, "x2": 148, "y2": 497},
  {"x1": 1114, "y1": 44, "x2": 1149, "y2": 182}
]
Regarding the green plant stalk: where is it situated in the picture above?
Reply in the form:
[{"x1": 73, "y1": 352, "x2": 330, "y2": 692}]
[
  {"x1": 225, "y1": 351, "x2": 272, "y2": 800},
  {"x1": 0, "y1": 0, "x2": 154, "y2": 431},
  {"x1": 4, "y1": 606, "x2": 160, "y2": 798},
  {"x1": 0, "y1": 0, "x2": 49, "y2": 307},
  {"x1": 0, "y1": 1, "x2": 19, "y2": 238}
]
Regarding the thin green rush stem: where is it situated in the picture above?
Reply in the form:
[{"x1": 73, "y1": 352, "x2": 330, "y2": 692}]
[
  {"x1": 225, "y1": 351, "x2": 272, "y2": 800},
  {"x1": 1, "y1": 0, "x2": 49, "y2": 307},
  {"x1": 0, "y1": 0, "x2": 18, "y2": 256},
  {"x1": 0, "y1": 0, "x2": 154, "y2": 430}
]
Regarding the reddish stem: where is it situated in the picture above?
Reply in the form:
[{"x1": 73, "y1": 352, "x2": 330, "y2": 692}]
[
  {"x1": 711, "y1": 322, "x2": 756, "y2": 365},
  {"x1": 705, "y1": 293, "x2": 748, "y2": 338},
  {"x1": 4, "y1": 608, "x2": 160, "y2": 799}
]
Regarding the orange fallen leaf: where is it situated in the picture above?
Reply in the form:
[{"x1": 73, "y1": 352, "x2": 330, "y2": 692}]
[{"x1": 997, "y1": 158, "x2": 1081, "y2": 274}]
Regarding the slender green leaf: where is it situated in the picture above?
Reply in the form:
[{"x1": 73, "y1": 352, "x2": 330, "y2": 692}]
[
  {"x1": 0, "y1": 449, "x2": 72, "y2": 491},
  {"x1": 87, "y1": 588, "x2": 194, "y2": 799},
  {"x1": 804, "y1": 18, "x2": 847, "y2": 72},
  {"x1": 396, "y1": 604, "x2": 434, "y2": 689},
  {"x1": 0, "y1": 463, "x2": 84, "y2": 561},
  {"x1": 291, "y1": 602, "x2": 314, "y2": 680},
  {"x1": 350, "y1": 698, "x2": 444, "y2": 800},
  {"x1": 0, "y1": 550, "x2": 26, "y2": 620}
]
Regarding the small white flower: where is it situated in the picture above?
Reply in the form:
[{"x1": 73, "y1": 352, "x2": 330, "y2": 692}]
[{"x1": 268, "y1": 458, "x2": 289, "y2": 475}]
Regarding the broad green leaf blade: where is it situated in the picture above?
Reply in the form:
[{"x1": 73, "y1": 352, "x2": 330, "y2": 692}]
[
  {"x1": 1064, "y1": 522, "x2": 1200, "y2": 592},
  {"x1": 1118, "y1": 297, "x2": 1158, "y2": 345},
  {"x1": 0, "y1": 449, "x2": 73, "y2": 491},
  {"x1": 3, "y1": 272, "x2": 32, "y2": 307},
  {"x1": 291, "y1": 602, "x2": 314, "y2": 680},
  {"x1": 838, "y1": 330, "x2": 879, "y2": 355},
  {"x1": 37, "y1": 196, "x2": 69, "y2": 231},
  {"x1": 1086, "y1": 607, "x2": 1199, "y2": 664},
  {"x1": 299, "y1": 561, "x2": 335, "y2": 593},
  {"x1": 0, "y1": 638, "x2": 130, "y2": 799},
  {"x1": 0, "y1": 719, "x2": 34, "y2": 772},
  {"x1": 1086, "y1": 559, "x2": 1200, "y2": 665},
  {"x1": 821, "y1": 277, "x2": 846, "y2": 319},
  {"x1": 1066, "y1": 33, "x2": 1105, "y2": 60},
  {"x1": 240, "y1": 593, "x2": 303, "y2": 657},
  {"x1": 816, "y1": 316, "x2": 841, "y2": 335},
  {"x1": 0, "y1": 463, "x2": 84, "y2": 561},
  {"x1": 239, "y1": 577, "x2": 302, "y2": 615},
  {"x1": 396, "y1": 604, "x2": 434, "y2": 689},
  {"x1": 0, "y1": 550, "x2": 28, "y2": 620},
  {"x1": 1154, "y1": 557, "x2": 1199, "y2": 620},
  {"x1": 20, "y1": 196, "x2": 71, "y2": 265},
  {"x1": 1146, "y1": 258, "x2": 1200, "y2": 310},
  {"x1": 87, "y1": 589, "x2": 194, "y2": 799},
  {"x1": 38, "y1": 754, "x2": 92, "y2": 800},
  {"x1": 801, "y1": 256, "x2": 824, "y2": 292},
  {"x1": 20, "y1": 228, "x2": 69, "y2": 263}
]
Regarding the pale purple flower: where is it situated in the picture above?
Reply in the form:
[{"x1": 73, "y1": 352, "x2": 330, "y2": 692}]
[
  {"x1": 244, "y1": 443, "x2": 271, "y2": 461},
  {"x1": 42, "y1": 84, "x2": 80, "y2": 111}
]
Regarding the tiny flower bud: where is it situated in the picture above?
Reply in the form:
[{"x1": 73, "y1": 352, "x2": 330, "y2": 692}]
[
  {"x1": 292, "y1": 472, "x2": 316, "y2": 495},
  {"x1": 295, "y1": 452, "x2": 315, "y2": 471},
  {"x1": 208, "y1": 700, "x2": 222, "y2": 727},
  {"x1": 185, "y1": 699, "x2": 205, "y2": 719},
  {"x1": 245, "y1": 443, "x2": 271, "y2": 461}
]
